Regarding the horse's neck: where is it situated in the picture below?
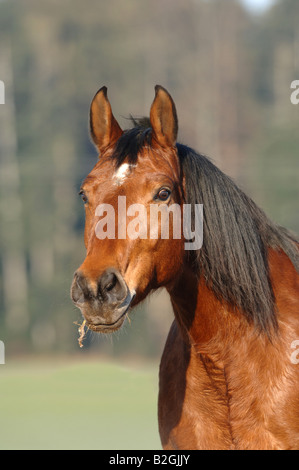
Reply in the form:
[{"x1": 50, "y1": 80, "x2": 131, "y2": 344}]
[
  {"x1": 166, "y1": 252, "x2": 299, "y2": 449},
  {"x1": 168, "y1": 266, "x2": 245, "y2": 360},
  {"x1": 167, "y1": 249, "x2": 299, "y2": 361}
]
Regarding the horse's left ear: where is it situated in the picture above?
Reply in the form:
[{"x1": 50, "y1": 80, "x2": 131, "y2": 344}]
[
  {"x1": 89, "y1": 86, "x2": 123, "y2": 155},
  {"x1": 150, "y1": 85, "x2": 178, "y2": 148}
]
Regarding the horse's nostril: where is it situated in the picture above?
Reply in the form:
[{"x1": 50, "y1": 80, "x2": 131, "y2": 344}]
[
  {"x1": 99, "y1": 269, "x2": 127, "y2": 302},
  {"x1": 71, "y1": 268, "x2": 128, "y2": 306},
  {"x1": 104, "y1": 273, "x2": 118, "y2": 293},
  {"x1": 71, "y1": 273, "x2": 85, "y2": 304}
]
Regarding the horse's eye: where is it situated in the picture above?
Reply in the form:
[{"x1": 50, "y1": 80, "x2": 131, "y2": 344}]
[
  {"x1": 156, "y1": 188, "x2": 171, "y2": 202},
  {"x1": 79, "y1": 190, "x2": 88, "y2": 204}
]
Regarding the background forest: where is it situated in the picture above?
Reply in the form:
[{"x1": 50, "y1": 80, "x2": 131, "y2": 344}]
[{"x1": 0, "y1": 0, "x2": 298, "y2": 359}]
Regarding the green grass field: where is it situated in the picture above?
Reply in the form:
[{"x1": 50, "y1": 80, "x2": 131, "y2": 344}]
[{"x1": 0, "y1": 357, "x2": 162, "y2": 450}]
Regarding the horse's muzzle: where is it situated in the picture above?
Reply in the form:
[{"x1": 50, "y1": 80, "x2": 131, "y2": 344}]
[{"x1": 71, "y1": 268, "x2": 135, "y2": 332}]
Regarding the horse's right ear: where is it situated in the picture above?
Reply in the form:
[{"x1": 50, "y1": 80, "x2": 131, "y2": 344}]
[
  {"x1": 150, "y1": 85, "x2": 178, "y2": 148},
  {"x1": 89, "y1": 86, "x2": 123, "y2": 155}
]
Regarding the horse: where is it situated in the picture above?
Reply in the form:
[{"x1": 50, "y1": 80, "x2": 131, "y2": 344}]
[{"x1": 71, "y1": 85, "x2": 299, "y2": 450}]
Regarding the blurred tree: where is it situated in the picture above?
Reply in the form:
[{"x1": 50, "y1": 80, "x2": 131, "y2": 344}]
[
  {"x1": 244, "y1": 0, "x2": 299, "y2": 234},
  {"x1": 0, "y1": 39, "x2": 29, "y2": 336}
]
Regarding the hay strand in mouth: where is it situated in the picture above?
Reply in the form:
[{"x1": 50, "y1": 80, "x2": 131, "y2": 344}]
[{"x1": 74, "y1": 320, "x2": 87, "y2": 348}]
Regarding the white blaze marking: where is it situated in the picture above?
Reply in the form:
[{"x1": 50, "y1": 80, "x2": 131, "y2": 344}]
[{"x1": 113, "y1": 163, "x2": 131, "y2": 185}]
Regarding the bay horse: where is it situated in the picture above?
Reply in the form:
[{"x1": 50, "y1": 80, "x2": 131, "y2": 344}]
[{"x1": 71, "y1": 85, "x2": 299, "y2": 450}]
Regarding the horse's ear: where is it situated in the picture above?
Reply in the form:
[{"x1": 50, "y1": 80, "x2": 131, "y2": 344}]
[
  {"x1": 150, "y1": 85, "x2": 178, "y2": 148},
  {"x1": 89, "y1": 86, "x2": 123, "y2": 155}
]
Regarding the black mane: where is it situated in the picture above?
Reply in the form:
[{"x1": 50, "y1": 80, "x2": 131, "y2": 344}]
[
  {"x1": 112, "y1": 117, "x2": 152, "y2": 168},
  {"x1": 110, "y1": 119, "x2": 299, "y2": 334}
]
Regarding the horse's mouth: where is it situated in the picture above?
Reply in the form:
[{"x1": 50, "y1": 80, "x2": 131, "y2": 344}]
[
  {"x1": 84, "y1": 290, "x2": 136, "y2": 333},
  {"x1": 86, "y1": 305, "x2": 131, "y2": 333}
]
